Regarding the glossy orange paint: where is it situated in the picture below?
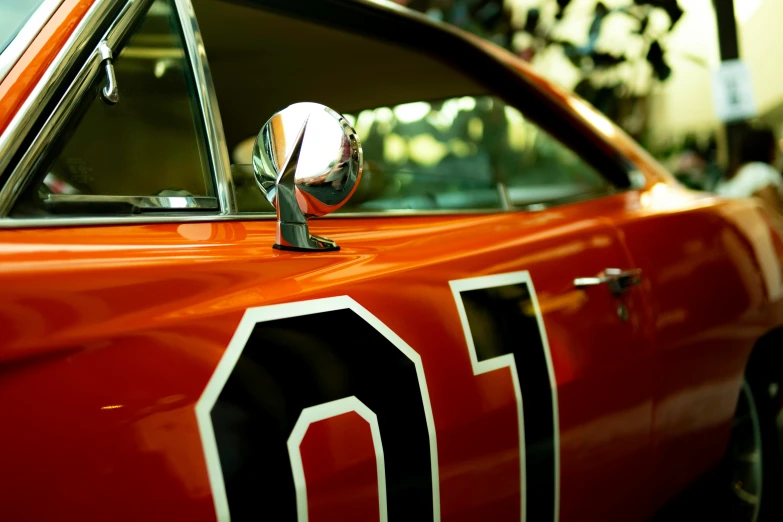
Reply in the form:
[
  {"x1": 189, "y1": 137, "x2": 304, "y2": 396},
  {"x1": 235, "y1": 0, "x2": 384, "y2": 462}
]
[
  {"x1": 0, "y1": 0, "x2": 94, "y2": 135},
  {"x1": 2, "y1": 182, "x2": 780, "y2": 520},
  {"x1": 614, "y1": 188, "x2": 783, "y2": 510},
  {"x1": 300, "y1": 413, "x2": 381, "y2": 522}
]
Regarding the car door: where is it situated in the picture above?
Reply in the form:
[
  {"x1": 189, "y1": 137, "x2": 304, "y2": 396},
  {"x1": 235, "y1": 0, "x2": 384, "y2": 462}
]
[
  {"x1": 606, "y1": 183, "x2": 783, "y2": 511},
  {"x1": 0, "y1": 208, "x2": 655, "y2": 522},
  {"x1": 0, "y1": 1, "x2": 655, "y2": 521}
]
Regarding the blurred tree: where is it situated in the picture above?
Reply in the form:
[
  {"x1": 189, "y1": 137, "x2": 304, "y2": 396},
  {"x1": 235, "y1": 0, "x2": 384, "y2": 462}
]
[{"x1": 395, "y1": 0, "x2": 684, "y2": 140}]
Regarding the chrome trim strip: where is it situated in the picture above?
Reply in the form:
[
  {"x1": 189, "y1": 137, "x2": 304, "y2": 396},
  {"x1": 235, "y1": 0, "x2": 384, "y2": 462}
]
[
  {"x1": 173, "y1": 0, "x2": 236, "y2": 214},
  {"x1": 0, "y1": 187, "x2": 644, "y2": 228},
  {"x1": 0, "y1": 0, "x2": 64, "y2": 82},
  {"x1": 44, "y1": 194, "x2": 219, "y2": 209},
  {"x1": 0, "y1": 0, "x2": 148, "y2": 216},
  {"x1": 331, "y1": 208, "x2": 509, "y2": 218},
  {"x1": 0, "y1": 0, "x2": 117, "y2": 178},
  {"x1": 496, "y1": 181, "x2": 511, "y2": 210},
  {"x1": 0, "y1": 208, "x2": 508, "y2": 228}
]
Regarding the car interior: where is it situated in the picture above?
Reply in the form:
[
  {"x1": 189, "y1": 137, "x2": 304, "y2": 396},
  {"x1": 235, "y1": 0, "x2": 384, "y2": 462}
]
[{"x1": 11, "y1": 0, "x2": 214, "y2": 216}]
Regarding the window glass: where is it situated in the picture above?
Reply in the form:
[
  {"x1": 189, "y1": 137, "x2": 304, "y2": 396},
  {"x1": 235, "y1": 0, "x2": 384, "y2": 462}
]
[
  {"x1": 11, "y1": 0, "x2": 213, "y2": 216},
  {"x1": 231, "y1": 95, "x2": 611, "y2": 213},
  {"x1": 489, "y1": 98, "x2": 611, "y2": 207},
  {"x1": 341, "y1": 97, "x2": 502, "y2": 212},
  {"x1": 196, "y1": 3, "x2": 616, "y2": 214},
  {"x1": 340, "y1": 95, "x2": 611, "y2": 212}
]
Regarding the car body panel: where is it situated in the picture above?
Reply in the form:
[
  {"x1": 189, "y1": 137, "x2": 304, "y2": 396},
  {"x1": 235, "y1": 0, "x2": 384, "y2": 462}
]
[
  {"x1": 0, "y1": 192, "x2": 653, "y2": 521},
  {"x1": 612, "y1": 191, "x2": 783, "y2": 507}
]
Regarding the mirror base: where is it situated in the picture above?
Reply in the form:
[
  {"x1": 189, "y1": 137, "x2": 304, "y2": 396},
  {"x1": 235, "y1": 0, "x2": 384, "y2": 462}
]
[
  {"x1": 274, "y1": 224, "x2": 340, "y2": 252},
  {"x1": 273, "y1": 243, "x2": 340, "y2": 252}
]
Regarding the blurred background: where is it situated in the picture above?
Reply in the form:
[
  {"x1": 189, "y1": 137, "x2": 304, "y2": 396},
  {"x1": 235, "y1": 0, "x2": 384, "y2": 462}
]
[{"x1": 390, "y1": 0, "x2": 783, "y2": 191}]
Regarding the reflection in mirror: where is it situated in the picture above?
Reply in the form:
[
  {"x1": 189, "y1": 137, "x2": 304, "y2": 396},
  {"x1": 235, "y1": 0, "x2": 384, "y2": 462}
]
[{"x1": 251, "y1": 102, "x2": 362, "y2": 251}]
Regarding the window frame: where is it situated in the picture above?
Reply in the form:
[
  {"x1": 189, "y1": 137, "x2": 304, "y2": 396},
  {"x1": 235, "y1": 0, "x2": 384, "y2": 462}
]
[
  {"x1": 329, "y1": 94, "x2": 622, "y2": 215},
  {"x1": 0, "y1": 0, "x2": 235, "y2": 223}
]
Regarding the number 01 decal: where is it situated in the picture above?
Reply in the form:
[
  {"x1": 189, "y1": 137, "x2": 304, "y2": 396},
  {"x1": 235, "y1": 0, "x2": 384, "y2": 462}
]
[
  {"x1": 196, "y1": 271, "x2": 558, "y2": 522},
  {"x1": 450, "y1": 271, "x2": 560, "y2": 522}
]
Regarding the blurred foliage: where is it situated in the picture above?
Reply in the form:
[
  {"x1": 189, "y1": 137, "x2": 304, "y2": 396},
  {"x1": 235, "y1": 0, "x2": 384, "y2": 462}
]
[{"x1": 397, "y1": 0, "x2": 684, "y2": 139}]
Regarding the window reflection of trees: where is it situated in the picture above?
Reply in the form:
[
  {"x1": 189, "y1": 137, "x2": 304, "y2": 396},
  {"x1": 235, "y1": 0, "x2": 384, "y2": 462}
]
[{"x1": 343, "y1": 95, "x2": 608, "y2": 211}]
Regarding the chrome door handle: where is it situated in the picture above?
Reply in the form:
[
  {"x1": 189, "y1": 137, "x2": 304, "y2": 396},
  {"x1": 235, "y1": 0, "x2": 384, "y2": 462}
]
[{"x1": 574, "y1": 268, "x2": 642, "y2": 296}]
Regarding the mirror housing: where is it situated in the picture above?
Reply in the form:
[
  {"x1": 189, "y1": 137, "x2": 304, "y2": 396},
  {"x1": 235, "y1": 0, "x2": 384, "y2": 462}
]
[{"x1": 253, "y1": 102, "x2": 362, "y2": 251}]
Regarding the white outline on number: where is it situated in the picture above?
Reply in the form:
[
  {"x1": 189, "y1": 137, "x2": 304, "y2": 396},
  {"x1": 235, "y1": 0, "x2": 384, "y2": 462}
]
[
  {"x1": 288, "y1": 396, "x2": 388, "y2": 522},
  {"x1": 195, "y1": 295, "x2": 440, "y2": 522},
  {"x1": 449, "y1": 270, "x2": 560, "y2": 522}
]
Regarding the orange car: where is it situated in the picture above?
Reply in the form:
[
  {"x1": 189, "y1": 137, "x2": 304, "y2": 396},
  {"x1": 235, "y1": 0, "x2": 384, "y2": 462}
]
[{"x1": 1, "y1": 0, "x2": 782, "y2": 521}]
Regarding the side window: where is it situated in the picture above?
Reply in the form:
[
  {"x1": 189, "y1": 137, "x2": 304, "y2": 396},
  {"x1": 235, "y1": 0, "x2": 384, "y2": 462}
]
[
  {"x1": 229, "y1": 95, "x2": 612, "y2": 214},
  {"x1": 343, "y1": 98, "x2": 503, "y2": 212},
  {"x1": 11, "y1": 0, "x2": 214, "y2": 217},
  {"x1": 199, "y1": 4, "x2": 620, "y2": 215},
  {"x1": 340, "y1": 95, "x2": 611, "y2": 212}
]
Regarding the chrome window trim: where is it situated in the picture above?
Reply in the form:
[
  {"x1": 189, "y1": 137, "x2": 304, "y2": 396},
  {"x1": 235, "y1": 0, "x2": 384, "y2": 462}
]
[
  {"x1": 173, "y1": 0, "x2": 236, "y2": 214},
  {"x1": 0, "y1": 0, "x2": 117, "y2": 179},
  {"x1": 0, "y1": 0, "x2": 64, "y2": 82},
  {"x1": 0, "y1": 189, "x2": 645, "y2": 228},
  {"x1": 0, "y1": 214, "x2": 254, "y2": 229},
  {"x1": 0, "y1": 208, "x2": 504, "y2": 229},
  {"x1": 43, "y1": 194, "x2": 219, "y2": 209}
]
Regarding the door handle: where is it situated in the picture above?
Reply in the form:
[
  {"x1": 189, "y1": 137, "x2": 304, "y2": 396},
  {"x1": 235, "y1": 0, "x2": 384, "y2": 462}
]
[{"x1": 574, "y1": 268, "x2": 642, "y2": 296}]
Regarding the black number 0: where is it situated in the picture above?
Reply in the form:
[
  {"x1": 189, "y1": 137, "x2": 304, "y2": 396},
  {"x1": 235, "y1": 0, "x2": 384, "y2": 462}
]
[{"x1": 196, "y1": 297, "x2": 439, "y2": 522}]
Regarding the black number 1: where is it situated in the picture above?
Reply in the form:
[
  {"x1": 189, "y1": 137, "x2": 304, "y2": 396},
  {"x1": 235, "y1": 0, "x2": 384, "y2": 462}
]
[
  {"x1": 450, "y1": 271, "x2": 560, "y2": 522},
  {"x1": 196, "y1": 271, "x2": 559, "y2": 522}
]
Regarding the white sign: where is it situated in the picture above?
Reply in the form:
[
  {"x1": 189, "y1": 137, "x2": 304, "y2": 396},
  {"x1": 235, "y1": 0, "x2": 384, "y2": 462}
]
[{"x1": 711, "y1": 59, "x2": 757, "y2": 122}]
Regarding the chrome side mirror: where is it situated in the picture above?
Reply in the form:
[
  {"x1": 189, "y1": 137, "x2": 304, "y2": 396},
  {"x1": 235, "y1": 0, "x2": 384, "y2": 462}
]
[{"x1": 253, "y1": 102, "x2": 362, "y2": 252}]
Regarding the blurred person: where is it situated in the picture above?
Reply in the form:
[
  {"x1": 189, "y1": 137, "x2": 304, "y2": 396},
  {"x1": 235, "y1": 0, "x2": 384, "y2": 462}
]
[
  {"x1": 674, "y1": 135, "x2": 722, "y2": 191},
  {"x1": 673, "y1": 146, "x2": 706, "y2": 190},
  {"x1": 716, "y1": 127, "x2": 783, "y2": 213}
]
